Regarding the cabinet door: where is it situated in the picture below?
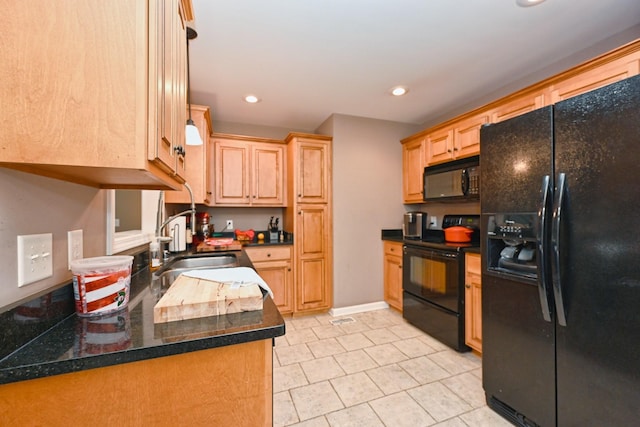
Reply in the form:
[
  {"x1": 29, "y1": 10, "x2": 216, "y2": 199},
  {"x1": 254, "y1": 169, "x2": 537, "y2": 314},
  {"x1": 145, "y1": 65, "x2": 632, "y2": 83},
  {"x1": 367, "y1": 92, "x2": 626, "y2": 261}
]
[
  {"x1": 454, "y1": 114, "x2": 487, "y2": 159},
  {"x1": 402, "y1": 138, "x2": 425, "y2": 204},
  {"x1": 296, "y1": 141, "x2": 329, "y2": 204},
  {"x1": 490, "y1": 93, "x2": 545, "y2": 123},
  {"x1": 383, "y1": 242, "x2": 403, "y2": 312},
  {"x1": 252, "y1": 261, "x2": 293, "y2": 314},
  {"x1": 550, "y1": 54, "x2": 640, "y2": 103},
  {"x1": 252, "y1": 143, "x2": 285, "y2": 205},
  {"x1": 214, "y1": 139, "x2": 251, "y2": 205},
  {"x1": 426, "y1": 129, "x2": 454, "y2": 165},
  {"x1": 296, "y1": 205, "x2": 331, "y2": 311},
  {"x1": 464, "y1": 253, "x2": 482, "y2": 353},
  {"x1": 153, "y1": 0, "x2": 186, "y2": 178}
]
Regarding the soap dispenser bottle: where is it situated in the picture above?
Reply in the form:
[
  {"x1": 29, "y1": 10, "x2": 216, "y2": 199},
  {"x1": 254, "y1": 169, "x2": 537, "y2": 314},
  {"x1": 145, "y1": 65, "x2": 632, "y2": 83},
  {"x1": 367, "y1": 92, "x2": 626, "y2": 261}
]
[{"x1": 150, "y1": 239, "x2": 162, "y2": 272}]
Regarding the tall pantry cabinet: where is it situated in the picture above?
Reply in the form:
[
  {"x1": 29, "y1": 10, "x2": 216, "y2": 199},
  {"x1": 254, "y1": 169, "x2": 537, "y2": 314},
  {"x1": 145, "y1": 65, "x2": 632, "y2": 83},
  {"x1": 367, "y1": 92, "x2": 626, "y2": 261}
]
[{"x1": 284, "y1": 133, "x2": 333, "y2": 314}]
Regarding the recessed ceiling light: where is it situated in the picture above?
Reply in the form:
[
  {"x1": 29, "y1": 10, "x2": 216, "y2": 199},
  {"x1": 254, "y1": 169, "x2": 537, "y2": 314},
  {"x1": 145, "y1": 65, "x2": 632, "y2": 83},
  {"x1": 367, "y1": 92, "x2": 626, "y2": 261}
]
[
  {"x1": 244, "y1": 95, "x2": 260, "y2": 103},
  {"x1": 516, "y1": 0, "x2": 546, "y2": 7},
  {"x1": 391, "y1": 86, "x2": 408, "y2": 96}
]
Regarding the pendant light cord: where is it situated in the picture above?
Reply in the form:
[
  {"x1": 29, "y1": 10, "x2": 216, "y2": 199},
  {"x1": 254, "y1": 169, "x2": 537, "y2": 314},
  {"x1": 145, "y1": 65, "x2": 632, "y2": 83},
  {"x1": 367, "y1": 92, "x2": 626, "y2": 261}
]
[{"x1": 186, "y1": 27, "x2": 198, "y2": 124}]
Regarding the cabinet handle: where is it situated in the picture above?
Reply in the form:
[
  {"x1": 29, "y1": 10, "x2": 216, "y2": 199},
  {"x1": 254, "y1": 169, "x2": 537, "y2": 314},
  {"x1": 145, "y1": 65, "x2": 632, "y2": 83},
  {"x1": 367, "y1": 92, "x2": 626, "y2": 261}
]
[
  {"x1": 206, "y1": 191, "x2": 212, "y2": 195},
  {"x1": 298, "y1": 194, "x2": 302, "y2": 197},
  {"x1": 447, "y1": 149, "x2": 452, "y2": 153},
  {"x1": 298, "y1": 211, "x2": 302, "y2": 215},
  {"x1": 267, "y1": 253, "x2": 271, "y2": 257},
  {"x1": 453, "y1": 147, "x2": 458, "y2": 151},
  {"x1": 465, "y1": 284, "x2": 471, "y2": 289}
]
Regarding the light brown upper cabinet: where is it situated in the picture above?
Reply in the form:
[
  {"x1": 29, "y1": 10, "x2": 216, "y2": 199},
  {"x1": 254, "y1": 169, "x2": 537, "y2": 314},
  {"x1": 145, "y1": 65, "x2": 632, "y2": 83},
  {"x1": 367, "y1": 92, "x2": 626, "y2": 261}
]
[
  {"x1": 291, "y1": 138, "x2": 331, "y2": 204},
  {"x1": 489, "y1": 92, "x2": 546, "y2": 124},
  {"x1": 165, "y1": 105, "x2": 212, "y2": 204},
  {"x1": 0, "y1": 0, "x2": 194, "y2": 189},
  {"x1": 401, "y1": 137, "x2": 425, "y2": 203},
  {"x1": 549, "y1": 49, "x2": 640, "y2": 103},
  {"x1": 426, "y1": 114, "x2": 487, "y2": 165},
  {"x1": 212, "y1": 135, "x2": 286, "y2": 206}
]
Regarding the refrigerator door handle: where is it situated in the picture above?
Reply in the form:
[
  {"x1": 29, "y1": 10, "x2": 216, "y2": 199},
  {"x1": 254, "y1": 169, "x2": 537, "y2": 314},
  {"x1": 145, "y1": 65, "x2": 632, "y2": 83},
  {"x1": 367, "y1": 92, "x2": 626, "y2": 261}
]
[
  {"x1": 537, "y1": 175, "x2": 552, "y2": 322},
  {"x1": 552, "y1": 172, "x2": 568, "y2": 326}
]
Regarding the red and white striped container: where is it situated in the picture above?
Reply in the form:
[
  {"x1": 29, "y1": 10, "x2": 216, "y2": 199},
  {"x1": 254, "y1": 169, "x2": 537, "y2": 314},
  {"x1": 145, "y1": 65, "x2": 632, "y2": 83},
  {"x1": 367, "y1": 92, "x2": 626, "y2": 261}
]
[{"x1": 70, "y1": 256, "x2": 133, "y2": 317}]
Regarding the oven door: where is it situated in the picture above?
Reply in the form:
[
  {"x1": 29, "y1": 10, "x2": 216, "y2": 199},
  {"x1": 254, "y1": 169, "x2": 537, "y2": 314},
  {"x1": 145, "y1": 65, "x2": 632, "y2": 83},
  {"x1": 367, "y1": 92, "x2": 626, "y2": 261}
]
[{"x1": 402, "y1": 245, "x2": 461, "y2": 313}]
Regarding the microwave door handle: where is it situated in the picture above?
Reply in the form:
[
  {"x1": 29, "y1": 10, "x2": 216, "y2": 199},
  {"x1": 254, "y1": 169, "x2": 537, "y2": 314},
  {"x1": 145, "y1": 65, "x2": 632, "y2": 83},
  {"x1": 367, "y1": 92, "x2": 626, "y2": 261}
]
[
  {"x1": 537, "y1": 175, "x2": 552, "y2": 322},
  {"x1": 461, "y1": 168, "x2": 469, "y2": 196},
  {"x1": 552, "y1": 172, "x2": 568, "y2": 326}
]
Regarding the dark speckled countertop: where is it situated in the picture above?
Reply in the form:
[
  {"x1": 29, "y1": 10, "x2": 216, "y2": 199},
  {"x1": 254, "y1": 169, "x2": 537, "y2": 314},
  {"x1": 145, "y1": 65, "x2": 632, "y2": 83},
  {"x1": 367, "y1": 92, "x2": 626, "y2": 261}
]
[{"x1": 0, "y1": 248, "x2": 286, "y2": 385}]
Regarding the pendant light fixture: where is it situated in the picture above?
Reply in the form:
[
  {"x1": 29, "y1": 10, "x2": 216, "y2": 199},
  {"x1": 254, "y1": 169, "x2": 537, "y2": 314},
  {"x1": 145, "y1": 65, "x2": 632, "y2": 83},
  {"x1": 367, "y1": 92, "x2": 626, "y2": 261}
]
[{"x1": 185, "y1": 27, "x2": 202, "y2": 146}]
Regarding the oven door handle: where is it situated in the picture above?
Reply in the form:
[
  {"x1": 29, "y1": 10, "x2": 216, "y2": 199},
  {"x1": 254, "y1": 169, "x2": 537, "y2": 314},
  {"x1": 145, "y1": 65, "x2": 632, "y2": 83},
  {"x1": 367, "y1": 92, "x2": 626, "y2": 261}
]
[
  {"x1": 404, "y1": 247, "x2": 458, "y2": 262},
  {"x1": 536, "y1": 175, "x2": 552, "y2": 322}
]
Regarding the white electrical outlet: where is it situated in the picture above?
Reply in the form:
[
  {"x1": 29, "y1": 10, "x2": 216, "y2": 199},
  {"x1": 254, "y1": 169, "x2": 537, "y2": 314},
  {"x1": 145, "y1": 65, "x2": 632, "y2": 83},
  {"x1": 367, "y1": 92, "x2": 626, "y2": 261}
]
[
  {"x1": 68, "y1": 229, "x2": 83, "y2": 270},
  {"x1": 430, "y1": 216, "x2": 438, "y2": 228},
  {"x1": 226, "y1": 219, "x2": 234, "y2": 230},
  {"x1": 17, "y1": 233, "x2": 53, "y2": 287}
]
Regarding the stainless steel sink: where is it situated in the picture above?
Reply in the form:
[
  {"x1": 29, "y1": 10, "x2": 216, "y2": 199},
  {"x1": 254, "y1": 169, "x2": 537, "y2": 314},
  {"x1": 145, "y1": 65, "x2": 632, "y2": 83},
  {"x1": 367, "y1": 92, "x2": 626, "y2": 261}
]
[
  {"x1": 163, "y1": 254, "x2": 239, "y2": 270},
  {"x1": 151, "y1": 253, "x2": 240, "y2": 292}
]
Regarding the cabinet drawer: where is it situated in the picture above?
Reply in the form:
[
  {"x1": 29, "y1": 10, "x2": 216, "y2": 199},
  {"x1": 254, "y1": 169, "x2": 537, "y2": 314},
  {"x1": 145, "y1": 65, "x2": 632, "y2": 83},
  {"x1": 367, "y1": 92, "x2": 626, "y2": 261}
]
[
  {"x1": 384, "y1": 241, "x2": 403, "y2": 257},
  {"x1": 245, "y1": 246, "x2": 292, "y2": 262}
]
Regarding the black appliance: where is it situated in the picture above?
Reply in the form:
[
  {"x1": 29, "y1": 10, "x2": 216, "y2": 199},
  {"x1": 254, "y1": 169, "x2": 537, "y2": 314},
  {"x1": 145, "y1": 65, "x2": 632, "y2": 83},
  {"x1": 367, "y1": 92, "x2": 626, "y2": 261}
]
[
  {"x1": 402, "y1": 214, "x2": 480, "y2": 352},
  {"x1": 423, "y1": 155, "x2": 480, "y2": 202},
  {"x1": 481, "y1": 75, "x2": 640, "y2": 426}
]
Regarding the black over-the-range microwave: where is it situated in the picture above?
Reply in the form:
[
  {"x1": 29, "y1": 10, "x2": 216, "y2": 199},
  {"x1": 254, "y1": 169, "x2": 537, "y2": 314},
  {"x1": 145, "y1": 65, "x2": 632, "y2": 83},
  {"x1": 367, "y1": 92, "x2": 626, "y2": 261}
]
[{"x1": 423, "y1": 155, "x2": 480, "y2": 202}]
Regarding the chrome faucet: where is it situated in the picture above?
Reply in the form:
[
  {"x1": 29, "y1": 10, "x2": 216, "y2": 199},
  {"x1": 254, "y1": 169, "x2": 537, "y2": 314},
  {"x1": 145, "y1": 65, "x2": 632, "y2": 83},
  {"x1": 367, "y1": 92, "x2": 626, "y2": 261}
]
[{"x1": 155, "y1": 182, "x2": 197, "y2": 242}]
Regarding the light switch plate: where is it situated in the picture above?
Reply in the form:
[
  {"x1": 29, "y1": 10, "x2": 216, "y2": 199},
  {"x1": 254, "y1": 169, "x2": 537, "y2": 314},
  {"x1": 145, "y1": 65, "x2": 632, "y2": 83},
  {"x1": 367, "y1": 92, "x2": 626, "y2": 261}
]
[
  {"x1": 17, "y1": 233, "x2": 53, "y2": 287},
  {"x1": 68, "y1": 229, "x2": 83, "y2": 270}
]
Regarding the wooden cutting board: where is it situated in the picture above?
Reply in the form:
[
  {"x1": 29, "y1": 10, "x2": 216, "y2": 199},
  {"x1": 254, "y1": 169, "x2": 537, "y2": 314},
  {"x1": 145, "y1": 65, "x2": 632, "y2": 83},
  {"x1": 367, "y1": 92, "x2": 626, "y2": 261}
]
[
  {"x1": 153, "y1": 274, "x2": 263, "y2": 324},
  {"x1": 196, "y1": 239, "x2": 243, "y2": 252}
]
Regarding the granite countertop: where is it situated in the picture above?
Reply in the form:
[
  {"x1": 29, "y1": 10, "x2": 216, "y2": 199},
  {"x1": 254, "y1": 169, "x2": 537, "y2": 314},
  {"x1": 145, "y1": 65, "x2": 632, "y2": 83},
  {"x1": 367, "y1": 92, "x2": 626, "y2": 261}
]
[{"x1": 0, "y1": 249, "x2": 285, "y2": 385}]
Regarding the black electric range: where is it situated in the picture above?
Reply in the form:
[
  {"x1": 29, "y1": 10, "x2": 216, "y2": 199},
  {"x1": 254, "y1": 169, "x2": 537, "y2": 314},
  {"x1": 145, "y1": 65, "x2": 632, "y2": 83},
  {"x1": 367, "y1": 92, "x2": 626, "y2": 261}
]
[{"x1": 402, "y1": 214, "x2": 479, "y2": 352}]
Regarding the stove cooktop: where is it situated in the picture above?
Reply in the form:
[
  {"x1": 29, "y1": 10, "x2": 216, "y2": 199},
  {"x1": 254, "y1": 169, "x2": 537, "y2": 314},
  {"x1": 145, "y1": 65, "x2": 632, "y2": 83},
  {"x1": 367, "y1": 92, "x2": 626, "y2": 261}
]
[{"x1": 404, "y1": 214, "x2": 480, "y2": 251}]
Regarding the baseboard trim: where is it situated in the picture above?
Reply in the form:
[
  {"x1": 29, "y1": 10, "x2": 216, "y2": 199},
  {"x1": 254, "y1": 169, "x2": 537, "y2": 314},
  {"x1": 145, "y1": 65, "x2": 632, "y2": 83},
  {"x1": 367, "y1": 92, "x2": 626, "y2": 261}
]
[{"x1": 329, "y1": 301, "x2": 390, "y2": 317}]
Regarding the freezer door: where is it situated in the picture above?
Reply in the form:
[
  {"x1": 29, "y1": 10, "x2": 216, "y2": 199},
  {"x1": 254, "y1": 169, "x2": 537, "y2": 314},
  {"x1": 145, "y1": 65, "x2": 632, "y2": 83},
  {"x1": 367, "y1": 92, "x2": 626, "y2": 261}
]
[
  {"x1": 554, "y1": 74, "x2": 640, "y2": 425},
  {"x1": 480, "y1": 107, "x2": 553, "y2": 215},
  {"x1": 480, "y1": 107, "x2": 556, "y2": 426}
]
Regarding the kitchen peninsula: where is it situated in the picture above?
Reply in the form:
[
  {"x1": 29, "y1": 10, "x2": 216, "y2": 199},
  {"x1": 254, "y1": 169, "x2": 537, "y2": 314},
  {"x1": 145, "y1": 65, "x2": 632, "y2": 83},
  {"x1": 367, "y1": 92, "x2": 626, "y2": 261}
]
[{"x1": 0, "y1": 248, "x2": 284, "y2": 426}]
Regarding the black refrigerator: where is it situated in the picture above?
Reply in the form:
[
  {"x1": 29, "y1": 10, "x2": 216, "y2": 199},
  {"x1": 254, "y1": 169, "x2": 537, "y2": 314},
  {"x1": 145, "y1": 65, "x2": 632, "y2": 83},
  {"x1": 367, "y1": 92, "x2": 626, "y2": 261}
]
[{"x1": 480, "y1": 74, "x2": 640, "y2": 426}]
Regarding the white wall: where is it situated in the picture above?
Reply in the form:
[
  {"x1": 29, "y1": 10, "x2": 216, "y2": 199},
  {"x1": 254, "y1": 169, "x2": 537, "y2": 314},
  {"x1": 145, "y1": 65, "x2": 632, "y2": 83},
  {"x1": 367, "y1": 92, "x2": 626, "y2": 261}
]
[
  {"x1": 0, "y1": 169, "x2": 107, "y2": 312},
  {"x1": 317, "y1": 114, "x2": 420, "y2": 308}
]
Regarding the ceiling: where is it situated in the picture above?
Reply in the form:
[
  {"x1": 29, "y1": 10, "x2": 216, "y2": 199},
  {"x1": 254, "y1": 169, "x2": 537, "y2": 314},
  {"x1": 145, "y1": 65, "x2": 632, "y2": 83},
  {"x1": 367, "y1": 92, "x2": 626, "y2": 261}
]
[{"x1": 188, "y1": 0, "x2": 640, "y2": 132}]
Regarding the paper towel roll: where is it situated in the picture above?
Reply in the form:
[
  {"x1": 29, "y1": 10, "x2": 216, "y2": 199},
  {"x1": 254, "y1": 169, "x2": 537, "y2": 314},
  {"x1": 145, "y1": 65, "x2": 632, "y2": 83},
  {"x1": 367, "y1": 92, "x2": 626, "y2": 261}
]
[{"x1": 168, "y1": 217, "x2": 186, "y2": 252}]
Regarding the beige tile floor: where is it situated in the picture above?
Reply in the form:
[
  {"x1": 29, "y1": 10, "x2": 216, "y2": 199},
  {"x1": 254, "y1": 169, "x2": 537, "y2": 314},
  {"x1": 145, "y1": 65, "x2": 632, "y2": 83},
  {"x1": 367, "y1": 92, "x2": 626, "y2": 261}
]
[{"x1": 273, "y1": 308, "x2": 512, "y2": 427}]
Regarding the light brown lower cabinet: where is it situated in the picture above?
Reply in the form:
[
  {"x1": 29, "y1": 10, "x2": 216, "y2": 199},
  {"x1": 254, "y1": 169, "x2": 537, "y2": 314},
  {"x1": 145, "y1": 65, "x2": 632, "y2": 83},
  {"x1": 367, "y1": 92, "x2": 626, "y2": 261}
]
[
  {"x1": 245, "y1": 246, "x2": 294, "y2": 315},
  {"x1": 464, "y1": 252, "x2": 482, "y2": 353},
  {"x1": 0, "y1": 340, "x2": 273, "y2": 426},
  {"x1": 383, "y1": 241, "x2": 403, "y2": 311}
]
